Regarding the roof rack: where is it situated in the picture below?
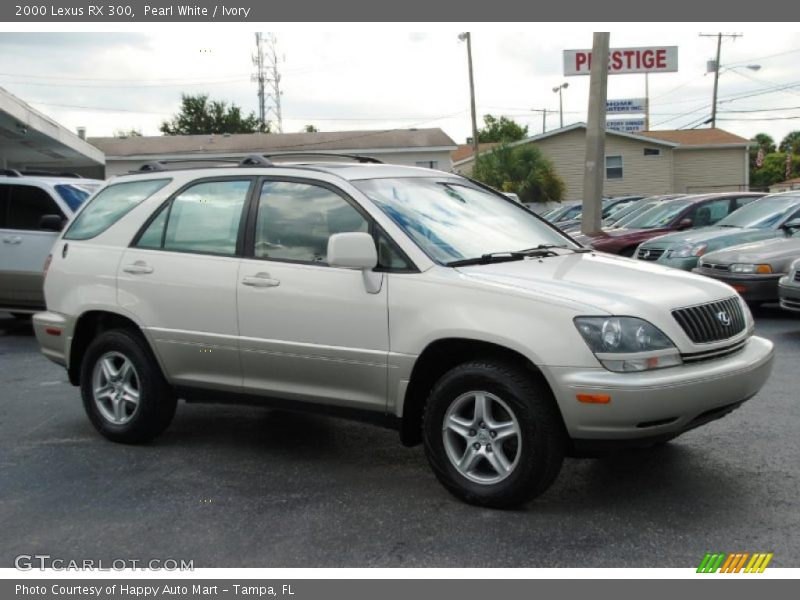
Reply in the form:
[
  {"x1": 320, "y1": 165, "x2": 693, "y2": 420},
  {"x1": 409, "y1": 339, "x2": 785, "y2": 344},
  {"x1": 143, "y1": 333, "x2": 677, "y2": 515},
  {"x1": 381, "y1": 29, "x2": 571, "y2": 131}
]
[
  {"x1": 0, "y1": 168, "x2": 83, "y2": 178},
  {"x1": 133, "y1": 158, "x2": 245, "y2": 173},
  {"x1": 257, "y1": 152, "x2": 383, "y2": 164}
]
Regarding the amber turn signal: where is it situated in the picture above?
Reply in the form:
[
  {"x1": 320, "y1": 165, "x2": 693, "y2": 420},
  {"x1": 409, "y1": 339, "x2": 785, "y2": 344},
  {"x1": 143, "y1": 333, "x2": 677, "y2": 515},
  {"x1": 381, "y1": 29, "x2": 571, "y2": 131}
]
[{"x1": 576, "y1": 393, "x2": 611, "y2": 404}]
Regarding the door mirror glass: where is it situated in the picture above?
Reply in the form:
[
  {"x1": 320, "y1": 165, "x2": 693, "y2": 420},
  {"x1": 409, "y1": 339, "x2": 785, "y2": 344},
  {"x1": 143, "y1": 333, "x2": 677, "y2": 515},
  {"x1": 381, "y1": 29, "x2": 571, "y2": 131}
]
[
  {"x1": 39, "y1": 214, "x2": 65, "y2": 231},
  {"x1": 327, "y1": 232, "x2": 378, "y2": 269},
  {"x1": 783, "y1": 217, "x2": 800, "y2": 230}
]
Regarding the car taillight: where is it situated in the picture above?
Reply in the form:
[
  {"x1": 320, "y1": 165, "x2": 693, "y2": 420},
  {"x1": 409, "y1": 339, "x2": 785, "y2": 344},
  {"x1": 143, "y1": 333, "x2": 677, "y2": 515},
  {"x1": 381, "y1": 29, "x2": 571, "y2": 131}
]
[{"x1": 43, "y1": 254, "x2": 52, "y2": 280}]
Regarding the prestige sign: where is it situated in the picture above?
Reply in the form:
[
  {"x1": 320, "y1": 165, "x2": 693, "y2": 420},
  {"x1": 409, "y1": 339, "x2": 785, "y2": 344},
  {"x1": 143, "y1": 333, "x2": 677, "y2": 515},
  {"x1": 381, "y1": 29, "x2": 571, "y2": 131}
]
[{"x1": 564, "y1": 46, "x2": 678, "y2": 76}]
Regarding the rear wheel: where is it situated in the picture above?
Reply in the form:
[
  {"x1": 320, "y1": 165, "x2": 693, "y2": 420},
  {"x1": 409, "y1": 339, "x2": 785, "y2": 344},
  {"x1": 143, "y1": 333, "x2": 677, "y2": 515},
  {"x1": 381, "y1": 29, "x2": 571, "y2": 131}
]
[
  {"x1": 80, "y1": 329, "x2": 176, "y2": 444},
  {"x1": 422, "y1": 360, "x2": 565, "y2": 508}
]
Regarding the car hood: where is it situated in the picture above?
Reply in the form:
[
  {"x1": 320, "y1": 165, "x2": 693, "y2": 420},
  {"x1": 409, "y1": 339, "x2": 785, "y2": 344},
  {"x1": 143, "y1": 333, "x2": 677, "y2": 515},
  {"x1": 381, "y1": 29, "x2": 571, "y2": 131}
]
[
  {"x1": 454, "y1": 251, "x2": 736, "y2": 316},
  {"x1": 702, "y1": 237, "x2": 800, "y2": 270}
]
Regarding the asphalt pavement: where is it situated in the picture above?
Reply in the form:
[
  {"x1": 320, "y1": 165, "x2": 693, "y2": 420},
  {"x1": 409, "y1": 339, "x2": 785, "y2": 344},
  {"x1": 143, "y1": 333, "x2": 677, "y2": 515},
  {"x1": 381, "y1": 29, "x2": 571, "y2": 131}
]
[{"x1": 1, "y1": 308, "x2": 798, "y2": 568}]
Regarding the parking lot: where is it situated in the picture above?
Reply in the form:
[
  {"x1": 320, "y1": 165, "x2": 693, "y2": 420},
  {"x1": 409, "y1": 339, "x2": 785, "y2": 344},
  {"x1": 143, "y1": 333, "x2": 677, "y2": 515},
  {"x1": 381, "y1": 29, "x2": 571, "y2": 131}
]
[{"x1": 1, "y1": 307, "x2": 798, "y2": 569}]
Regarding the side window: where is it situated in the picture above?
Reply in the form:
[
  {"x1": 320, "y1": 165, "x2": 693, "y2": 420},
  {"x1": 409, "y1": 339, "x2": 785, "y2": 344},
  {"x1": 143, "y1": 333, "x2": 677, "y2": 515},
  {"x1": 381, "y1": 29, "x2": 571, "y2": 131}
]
[
  {"x1": 703, "y1": 198, "x2": 732, "y2": 226},
  {"x1": 7, "y1": 185, "x2": 63, "y2": 231},
  {"x1": 65, "y1": 179, "x2": 170, "y2": 240},
  {"x1": 255, "y1": 181, "x2": 368, "y2": 264},
  {"x1": 0, "y1": 184, "x2": 9, "y2": 228},
  {"x1": 161, "y1": 180, "x2": 250, "y2": 256},
  {"x1": 135, "y1": 203, "x2": 169, "y2": 249}
]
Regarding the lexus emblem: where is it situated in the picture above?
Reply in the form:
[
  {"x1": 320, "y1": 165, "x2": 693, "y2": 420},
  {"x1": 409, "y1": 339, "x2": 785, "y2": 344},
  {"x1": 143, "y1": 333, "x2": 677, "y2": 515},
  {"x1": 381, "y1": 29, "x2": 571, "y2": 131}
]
[{"x1": 717, "y1": 310, "x2": 732, "y2": 326}]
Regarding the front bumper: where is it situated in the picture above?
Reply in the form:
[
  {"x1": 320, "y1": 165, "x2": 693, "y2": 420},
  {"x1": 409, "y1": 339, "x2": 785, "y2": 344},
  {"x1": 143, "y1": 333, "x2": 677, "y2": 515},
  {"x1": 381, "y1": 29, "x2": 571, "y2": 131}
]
[
  {"x1": 692, "y1": 267, "x2": 782, "y2": 302},
  {"x1": 543, "y1": 335, "x2": 774, "y2": 442},
  {"x1": 778, "y1": 280, "x2": 800, "y2": 312},
  {"x1": 32, "y1": 311, "x2": 70, "y2": 367}
]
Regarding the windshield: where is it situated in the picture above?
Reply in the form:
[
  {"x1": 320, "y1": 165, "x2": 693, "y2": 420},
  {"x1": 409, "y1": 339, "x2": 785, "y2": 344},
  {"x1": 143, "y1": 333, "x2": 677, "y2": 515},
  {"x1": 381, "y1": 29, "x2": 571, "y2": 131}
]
[
  {"x1": 623, "y1": 198, "x2": 692, "y2": 229},
  {"x1": 353, "y1": 177, "x2": 574, "y2": 265},
  {"x1": 55, "y1": 183, "x2": 101, "y2": 211},
  {"x1": 545, "y1": 203, "x2": 579, "y2": 222},
  {"x1": 715, "y1": 194, "x2": 800, "y2": 229}
]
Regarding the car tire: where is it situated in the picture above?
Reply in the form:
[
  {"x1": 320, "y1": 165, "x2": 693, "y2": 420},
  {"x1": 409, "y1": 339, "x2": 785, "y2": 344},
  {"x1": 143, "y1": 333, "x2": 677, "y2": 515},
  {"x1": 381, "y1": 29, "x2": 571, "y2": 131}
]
[
  {"x1": 80, "y1": 328, "x2": 177, "y2": 444},
  {"x1": 422, "y1": 360, "x2": 566, "y2": 509}
]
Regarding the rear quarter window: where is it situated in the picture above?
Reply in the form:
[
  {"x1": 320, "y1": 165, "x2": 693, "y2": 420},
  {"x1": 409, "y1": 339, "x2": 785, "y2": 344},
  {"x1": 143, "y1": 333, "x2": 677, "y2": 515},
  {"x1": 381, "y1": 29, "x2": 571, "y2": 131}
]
[{"x1": 64, "y1": 179, "x2": 170, "y2": 241}]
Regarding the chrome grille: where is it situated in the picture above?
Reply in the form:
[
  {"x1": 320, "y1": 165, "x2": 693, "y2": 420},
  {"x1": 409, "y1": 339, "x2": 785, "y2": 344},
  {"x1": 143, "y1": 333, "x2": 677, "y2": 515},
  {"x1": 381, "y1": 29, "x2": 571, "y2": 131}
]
[
  {"x1": 699, "y1": 262, "x2": 730, "y2": 272},
  {"x1": 637, "y1": 247, "x2": 665, "y2": 261},
  {"x1": 672, "y1": 297, "x2": 746, "y2": 343},
  {"x1": 794, "y1": 271, "x2": 800, "y2": 282}
]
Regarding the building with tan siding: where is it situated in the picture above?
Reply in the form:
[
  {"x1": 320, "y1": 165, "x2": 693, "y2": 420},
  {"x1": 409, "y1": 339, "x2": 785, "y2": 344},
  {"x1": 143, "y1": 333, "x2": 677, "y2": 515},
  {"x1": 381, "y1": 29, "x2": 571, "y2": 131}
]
[{"x1": 452, "y1": 124, "x2": 750, "y2": 199}]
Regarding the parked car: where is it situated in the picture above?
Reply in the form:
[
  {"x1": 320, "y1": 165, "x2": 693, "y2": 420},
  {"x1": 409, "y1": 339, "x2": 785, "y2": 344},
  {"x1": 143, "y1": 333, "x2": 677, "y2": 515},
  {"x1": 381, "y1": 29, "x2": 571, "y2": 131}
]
[
  {"x1": 692, "y1": 235, "x2": 800, "y2": 303},
  {"x1": 585, "y1": 192, "x2": 765, "y2": 257},
  {"x1": 0, "y1": 171, "x2": 102, "y2": 316},
  {"x1": 33, "y1": 156, "x2": 774, "y2": 508},
  {"x1": 636, "y1": 192, "x2": 800, "y2": 270},
  {"x1": 544, "y1": 201, "x2": 582, "y2": 223},
  {"x1": 778, "y1": 258, "x2": 800, "y2": 312},
  {"x1": 558, "y1": 196, "x2": 645, "y2": 233}
]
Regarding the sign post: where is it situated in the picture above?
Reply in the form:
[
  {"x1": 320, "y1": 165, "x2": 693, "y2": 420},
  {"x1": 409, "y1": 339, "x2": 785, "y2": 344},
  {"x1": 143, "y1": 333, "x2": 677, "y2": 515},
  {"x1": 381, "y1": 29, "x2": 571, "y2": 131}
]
[{"x1": 581, "y1": 33, "x2": 610, "y2": 236}]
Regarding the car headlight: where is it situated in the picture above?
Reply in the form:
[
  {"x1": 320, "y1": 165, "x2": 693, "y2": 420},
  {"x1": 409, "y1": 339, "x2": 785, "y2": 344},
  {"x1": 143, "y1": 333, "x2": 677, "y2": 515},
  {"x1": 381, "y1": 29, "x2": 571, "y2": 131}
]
[
  {"x1": 729, "y1": 263, "x2": 773, "y2": 274},
  {"x1": 574, "y1": 316, "x2": 682, "y2": 372},
  {"x1": 667, "y1": 243, "x2": 708, "y2": 258}
]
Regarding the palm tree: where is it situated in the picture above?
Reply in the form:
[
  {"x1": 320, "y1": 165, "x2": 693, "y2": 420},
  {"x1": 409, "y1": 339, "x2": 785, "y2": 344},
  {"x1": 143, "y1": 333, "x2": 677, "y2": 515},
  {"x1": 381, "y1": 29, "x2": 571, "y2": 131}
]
[
  {"x1": 472, "y1": 144, "x2": 565, "y2": 204},
  {"x1": 779, "y1": 131, "x2": 800, "y2": 153}
]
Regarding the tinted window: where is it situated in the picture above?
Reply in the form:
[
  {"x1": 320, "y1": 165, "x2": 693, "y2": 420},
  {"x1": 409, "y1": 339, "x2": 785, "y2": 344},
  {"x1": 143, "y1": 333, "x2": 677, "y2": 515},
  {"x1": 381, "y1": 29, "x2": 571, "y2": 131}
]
[
  {"x1": 734, "y1": 195, "x2": 759, "y2": 210},
  {"x1": 376, "y1": 231, "x2": 412, "y2": 271},
  {"x1": 162, "y1": 180, "x2": 250, "y2": 256},
  {"x1": 688, "y1": 198, "x2": 731, "y2": 228},
  {"x1": 7, "y1": 185, "x2": 62, "y2": 230},
  {"x1": 65, "y1": 179, "x2": 170, "y2": 240},
  {"x1": 255, "y1": 181, "x2": 368, "y2": 263},
  {"x1": 135, "y1": 203, "x2": 169, "y2": 249},
  {"x1": 0, "y1": 184, "x2": 9, "y2": 228},
  {"x1": 624, "y1": 199, "x2": 692, "y2": 229},
  {"x1": 717, "y1": 194, "x2": 800, "y2": 229}
]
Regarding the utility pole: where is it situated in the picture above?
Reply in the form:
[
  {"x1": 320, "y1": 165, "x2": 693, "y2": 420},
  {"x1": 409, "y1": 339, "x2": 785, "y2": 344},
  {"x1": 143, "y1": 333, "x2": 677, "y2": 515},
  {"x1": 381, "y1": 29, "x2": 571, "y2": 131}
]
[
  {"x1": 553, "y1": 83, "x2": 568, "y2": 129},
  {"x1": 700, "y1": 33, "x2": 741, "y2": 128},
  {"x1": 542, "y1": 108, "x2": 547, "y2": 134},
  {"x1": 458, "y1": 32, "x2": 480, "y2": 158},
  {"x1": 252, "y1": 32, "x2": 284, "y2": 133},
  {"x1": 644, "y1": 73, "x2": 650, "y2": 130},
  {"x1": 581, "y1": 32, "x2": 610, "y2": 236}
]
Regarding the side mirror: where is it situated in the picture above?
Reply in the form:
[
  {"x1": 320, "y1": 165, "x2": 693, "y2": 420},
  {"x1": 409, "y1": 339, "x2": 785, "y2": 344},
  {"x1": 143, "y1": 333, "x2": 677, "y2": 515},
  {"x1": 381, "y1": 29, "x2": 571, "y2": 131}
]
[
  {"x1": 327, "y1": 232, "x2": 378, "y2": 270},
  {"x1": 783, "y1": 217, "x2": 800, "y2": 230},
  {"x1": 677, "y1": 218, "x2": 693, "y2": 230},
  {"x1": 39, "y1": 214, "x2": 65, "y2": 231}
]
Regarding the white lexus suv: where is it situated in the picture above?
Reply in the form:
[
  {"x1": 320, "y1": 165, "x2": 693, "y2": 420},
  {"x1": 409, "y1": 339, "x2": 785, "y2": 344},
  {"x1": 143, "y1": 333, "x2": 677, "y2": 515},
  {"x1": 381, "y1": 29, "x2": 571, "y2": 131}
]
[{"x1": 33, "y1": 154, "x2": 774, "y2": 508}]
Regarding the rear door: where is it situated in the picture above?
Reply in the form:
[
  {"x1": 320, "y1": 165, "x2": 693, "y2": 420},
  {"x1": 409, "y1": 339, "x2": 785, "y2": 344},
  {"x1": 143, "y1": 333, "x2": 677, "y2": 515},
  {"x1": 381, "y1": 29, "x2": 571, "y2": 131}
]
[
  {"x1": 0, "y1": 183, "x2": 65, "y2": 310},
  {"x1": 117, "y1": 177, "x2": 253, "y2": 391}
]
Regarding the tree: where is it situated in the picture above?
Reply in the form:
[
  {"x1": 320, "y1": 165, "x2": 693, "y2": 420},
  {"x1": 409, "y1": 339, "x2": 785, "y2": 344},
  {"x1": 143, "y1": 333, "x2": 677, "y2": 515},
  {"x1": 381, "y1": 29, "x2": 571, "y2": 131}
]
[
  {"x1": 160, "y1": 94, "x2": 264, "y2": 135},
  {"x1": 303, "y1": 124, "x2": 319, "y2": 133},
  {"x1": 477, "y1": 114, "x2": 528, "y2": 143},
  {"x1": 749, "y1": 152, "x2": 800, "y2": 189},
  {"x1": 749, "y1": 133, "x2": 777, "y2": 171},
  {"x1": 472, "y1": 144, "x2": 564, "y2": 204},
  {"x1": 779, "y1": 131, "x2": 800, "y2": 153},
  {"x1": 113, "y1": 128, "x2": 142, "y2": 138}
]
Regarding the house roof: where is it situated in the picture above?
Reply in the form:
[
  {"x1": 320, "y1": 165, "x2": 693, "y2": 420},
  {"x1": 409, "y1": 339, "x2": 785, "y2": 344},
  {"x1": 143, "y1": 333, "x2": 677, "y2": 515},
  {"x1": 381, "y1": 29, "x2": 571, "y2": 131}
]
[
  {"x1": 451, "y1": 142, "x2": 500, "y2": 162},
  {"x1": 89, "y1": 128, "x2": 457, "y2": 158},
  {"x1": 771, "y1": 177, "x2": 800, "y2": 186},
  {"x1": 639, "y1": 128, "x2": 750, "y2": 147}
]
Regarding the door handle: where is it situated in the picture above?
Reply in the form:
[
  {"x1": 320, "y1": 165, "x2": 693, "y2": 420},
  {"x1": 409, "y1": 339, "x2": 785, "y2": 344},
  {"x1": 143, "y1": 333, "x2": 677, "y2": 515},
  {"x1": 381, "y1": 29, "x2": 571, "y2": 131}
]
[
  {"x1": 122, "y1": 261, "x2": 154, "y2": 275},
  {"x1": 2, "y1": 236, "x2": 22, "y2": 245},
  {"x1": 241, "y1": 272, "x2": 280, "y2": 288}
]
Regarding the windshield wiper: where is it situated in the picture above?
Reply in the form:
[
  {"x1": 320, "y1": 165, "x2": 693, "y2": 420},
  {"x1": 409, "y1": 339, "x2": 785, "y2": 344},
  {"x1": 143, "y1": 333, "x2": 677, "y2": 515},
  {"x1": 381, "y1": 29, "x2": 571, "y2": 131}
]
[
  {"x1": 530, "y1": 244, "x2": 593, "y2": 254},
  {"x1": 446, "y1": 245, "x2": 588, "y2": 267}
]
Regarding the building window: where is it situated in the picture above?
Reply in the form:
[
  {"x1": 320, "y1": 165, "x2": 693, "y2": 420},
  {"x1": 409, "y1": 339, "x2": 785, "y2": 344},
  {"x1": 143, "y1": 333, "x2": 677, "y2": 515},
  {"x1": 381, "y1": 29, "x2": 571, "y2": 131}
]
[
  {"x1": 643, "y1": 147, "x2": 662, "y2": 156},
  {"x1": 415, "y1": 160, "x2": 439, "y2": 169},
  {"x1": 606, "y1": 156, "x2": 623, "y2": 180}
]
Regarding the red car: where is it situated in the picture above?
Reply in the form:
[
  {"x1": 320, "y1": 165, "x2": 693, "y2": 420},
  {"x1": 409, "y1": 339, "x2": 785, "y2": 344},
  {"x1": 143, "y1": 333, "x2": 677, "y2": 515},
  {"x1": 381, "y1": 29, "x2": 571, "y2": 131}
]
[{"x1": 582, "y1": 192, "x2": 765, "y2": 256}]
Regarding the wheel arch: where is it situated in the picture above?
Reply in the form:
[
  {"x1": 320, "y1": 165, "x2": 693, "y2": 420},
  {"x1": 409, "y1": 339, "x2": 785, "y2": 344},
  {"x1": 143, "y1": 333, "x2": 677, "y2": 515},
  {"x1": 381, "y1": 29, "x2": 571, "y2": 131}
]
[{"x1": 399, "y1": 337, "x2": 565, "y2": 447}]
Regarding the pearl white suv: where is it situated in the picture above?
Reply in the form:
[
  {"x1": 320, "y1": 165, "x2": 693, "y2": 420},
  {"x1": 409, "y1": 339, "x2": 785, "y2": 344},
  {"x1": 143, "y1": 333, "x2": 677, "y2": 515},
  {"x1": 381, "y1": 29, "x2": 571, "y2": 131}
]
[{"x1": 33, "y1": 155, "x2": 774, "y2": 507}]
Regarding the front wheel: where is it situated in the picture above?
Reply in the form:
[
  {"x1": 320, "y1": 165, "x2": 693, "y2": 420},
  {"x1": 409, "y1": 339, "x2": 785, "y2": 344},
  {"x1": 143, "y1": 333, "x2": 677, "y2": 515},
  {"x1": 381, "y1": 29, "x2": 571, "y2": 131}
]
[
  {"x1": 423, "y1": 360, "x2": 566, "y2": 508},
  {"x1": 80, "y1": 329, "x2": 177, "y2": 444}
]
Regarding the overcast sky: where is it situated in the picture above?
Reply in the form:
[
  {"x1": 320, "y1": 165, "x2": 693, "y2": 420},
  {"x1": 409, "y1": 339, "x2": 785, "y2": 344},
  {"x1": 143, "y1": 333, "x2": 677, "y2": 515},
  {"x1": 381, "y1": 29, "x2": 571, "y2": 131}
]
[{"x1": 0, "y1": 28, "x2": 798, "y2": 145}]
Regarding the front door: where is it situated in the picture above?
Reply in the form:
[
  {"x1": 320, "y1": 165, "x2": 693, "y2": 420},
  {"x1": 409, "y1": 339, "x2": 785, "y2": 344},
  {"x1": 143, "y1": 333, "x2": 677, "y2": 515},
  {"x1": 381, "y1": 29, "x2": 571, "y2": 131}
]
[
  {"x1": 237, "y1": 178, "x2": 389, "y2": 411},
  {"x1": 117, "y1": 178, "x2": 253, "y2": 390}
]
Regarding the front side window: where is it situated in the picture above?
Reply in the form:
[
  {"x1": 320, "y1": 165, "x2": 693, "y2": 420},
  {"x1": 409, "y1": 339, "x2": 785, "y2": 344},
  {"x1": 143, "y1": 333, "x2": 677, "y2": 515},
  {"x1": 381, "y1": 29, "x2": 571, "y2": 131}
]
[
  {"x1": 7, "y1": 185, "x2": 63, "y2": 230},
  {"x1": 688, "y1": 198, "x2": 731, "y2": 228},
  {"x1": 65, "y1": 179, "x2": 169, "y2": 240},
  {"x1": 137, "y1": 179, "x2": 250, "y2": 256},
  {"x1": 353, "y1": 177, "x2": 573, "y2": 265},
  {"x1": 606, "y1": 156, "x2": 623, "y2": 179},
  {"x1": 254, "y1": 181, "x2": 368, "y2": 264}
]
